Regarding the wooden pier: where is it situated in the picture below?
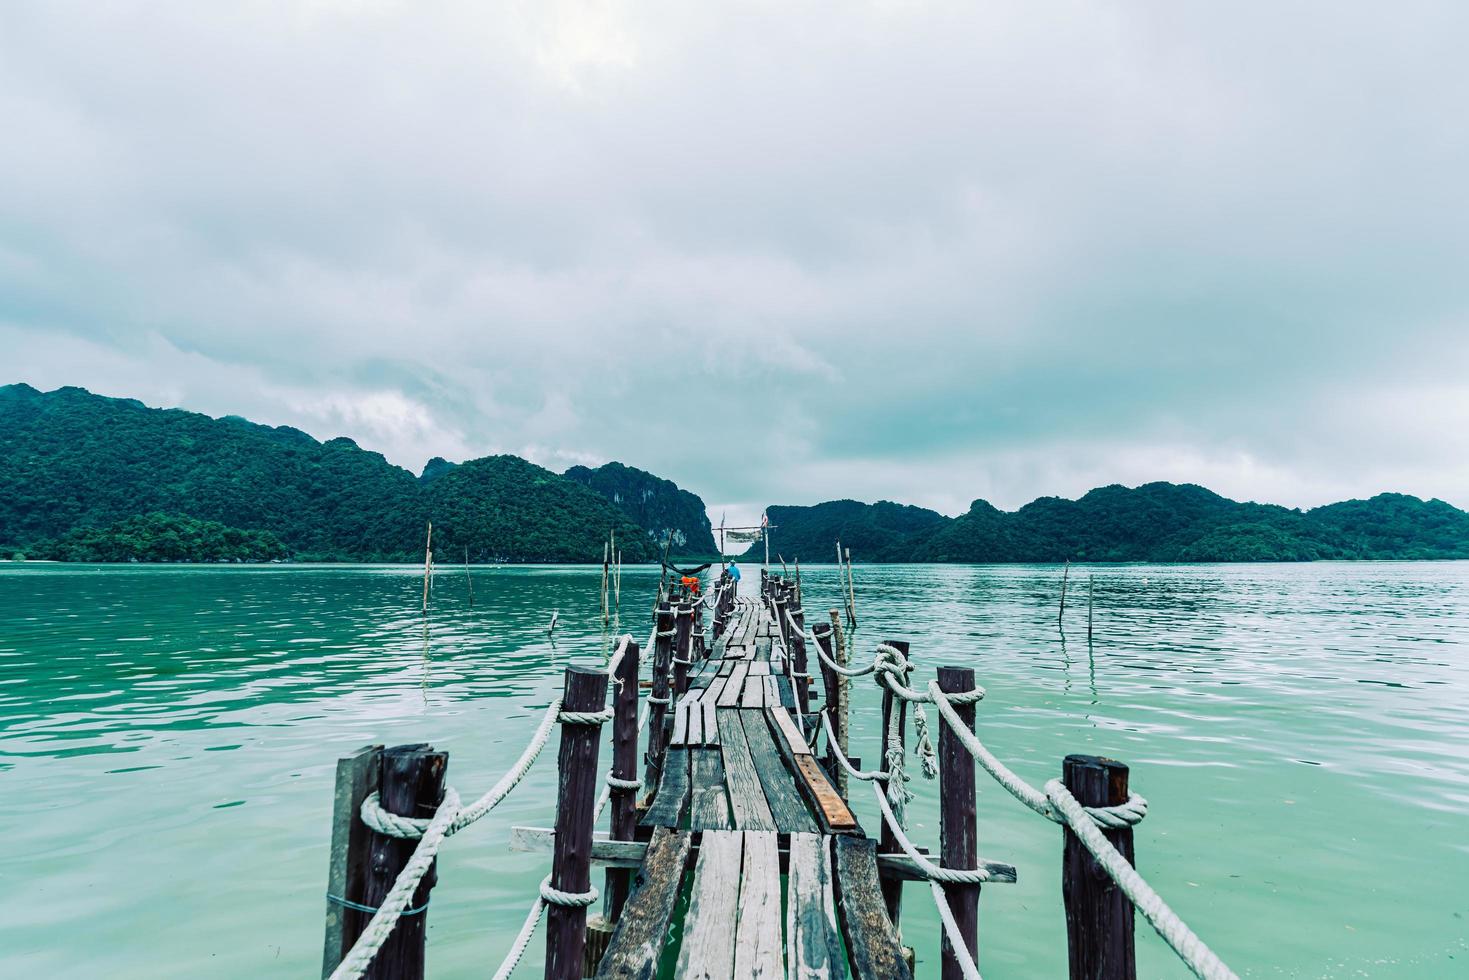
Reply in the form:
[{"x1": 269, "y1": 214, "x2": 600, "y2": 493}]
[{"x1": 321, "y1": 567, "x2": 1237, "y2": 980}]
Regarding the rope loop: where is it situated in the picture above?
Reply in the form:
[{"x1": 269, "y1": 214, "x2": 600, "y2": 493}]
[
  {"x1": 605, "y1": 772, "x2": 643, "y2": 791},
  {"x1": 558, "y1": 707, "x2": 614, "y2": 726},
  {"x1": 539, "y1": 875, "x2": 599, "y2": 908}
]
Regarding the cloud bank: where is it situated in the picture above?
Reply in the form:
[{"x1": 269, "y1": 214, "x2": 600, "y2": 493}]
[{"x1": 5, "y1": 1, "x2": 1469, "y2": 527}]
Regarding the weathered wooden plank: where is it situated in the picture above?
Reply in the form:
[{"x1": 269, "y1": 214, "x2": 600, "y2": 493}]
[
  {"x1": 740, "y1": 710, "x2": 817, "y2": 833},
  {"x1": 639, "y1": 747, "x2": 689, "y2": 827},
  {"x1": 740, "y1": 674, "x2": 766, "y2": 709},
  {"x1": 688, "y1": 748, "x2": 731, "y2": 830},
  {"x1": 594, "y1": 828, "x2": 692, "y2": 980},
  {"x1": 719, "y1": 662, "x2": 749, "y2": 707},
  {"x1": 670, "y1": 697, "x2": 690, "y2": 747},
  {"x1": 793, "y1": 755, "x2": 860, "y2": 832},
  {"x1": 774, "y1": 674, "x2": 796, "y2": 709},
  {"x1": 716, "y1": 710, "x2": 776, "y2": 830},
  {"x1": 766, "y1": 706, "x2": 811, "y2": 755},
  {"x1": 718, "y1": 660, "x2": 734, "y2": 676},
  {"x1": 832, "y1": 835, "x2": 914, "y2": 980},
  {"x1": 675, "y1": 829, "x2": 744, "y2": 980},
  {"x1": 763, "y1": 675, "x2": 780, "y2": 708},
  {"x1": 747, "y1": 661, "x2": 771, "y2": 676},
  {"x1": 755, "y1": 636, "x2": 773, "y2": 661},
  {"x1": 685, "y1": 690, "x2": 704, "y2": 746},
  {"x1": 322, "y1": 744, "x2": 381, "y2": 978},
  {"x1": 701, "y1": 687, "x2": 720, "y2": 745},
  {"x1": 787, "y1": 834, "x2": 846, "y2": 978},
  {"x1": 733, "y1": 831, "x2": 783, "y2": 978}
]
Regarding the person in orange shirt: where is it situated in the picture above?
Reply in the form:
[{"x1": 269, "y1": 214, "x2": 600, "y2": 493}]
[{"x1": 680, "y1": 575, "x2": 701, "y2": 594}]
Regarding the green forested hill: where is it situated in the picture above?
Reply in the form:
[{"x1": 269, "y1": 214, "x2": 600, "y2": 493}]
[
  {"x1": 752, "y1": 484, "x2": 1469, "y2": 563},
  {"x1": 564, "y1": 461, "x2": 717, "y2": 557},
  {"x1": 0, "y1": 384, "x2": 655, "y2": 562},
  {"x1": 742, "y1": 499, "x2": 949, "y2": 562}
]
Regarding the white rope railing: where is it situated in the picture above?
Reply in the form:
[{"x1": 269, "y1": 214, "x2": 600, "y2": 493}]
[
  {"x1": 808, "y1": 629, "x2": 1234, "y2": 980},
  {"x1": 333, "y1": 625, "x2": 659, "y2": 980}
]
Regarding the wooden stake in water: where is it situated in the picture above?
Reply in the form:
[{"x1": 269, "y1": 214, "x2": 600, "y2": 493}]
[
  {"x1": 464, "y1": 546, "x2": 473, "y2": 610},
  {"x1": 845, "y1": 547, "x2": 858, "y2": 630},
  {"x1": 1087, "y1": 574, "x2": 1093, "y2": 642},
  {"x1": 421, "y1": 522, "x2": 432, "y2": 615},
  {"x1": 1058, "y1": 559, "x2": 1070, "y2": 628}
]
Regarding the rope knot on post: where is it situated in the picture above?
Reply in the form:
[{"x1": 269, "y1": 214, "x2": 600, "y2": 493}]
[
  {"x1": 604, "y1": 772, "x2": 643, "y2": 791},
  {"x1": 538, "y1": 875, "x2": 600, "y2": 908},
  {"x1": 1044, "y1": 778, "x2": 1149, "y2": 829},
  {"x1": 557, "y1": 707, "x2": 614, "y2": 726}
]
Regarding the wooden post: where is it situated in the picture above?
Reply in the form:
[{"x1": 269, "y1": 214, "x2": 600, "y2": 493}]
[
  {"x1": 421, "y1": 522, "x2": 433, "y2": 614},
  {"x1": 1059, "y1": 560, "x2": 1070, "y2": 627},
  {"x1": 546, "y1": 666, "x2": 610, "y2": 980},
  {"x1": 322, "y1": 744, "x2": 382, "y2": 978},
  {"x1": 1087, "y1": 575, "x2": 1094, "y2": 642},
  {"x1": 643, "y1": 602, "x2": 674, "y2": 794},
  {"x1": 938, "y1": 667, "x2": 980, "y2": 980},
  {"x1": 361, "y1": 744, "x2": 448, "y2": 980},
  {"x1": 829, "y1": 610, "x2": 851, "y2": 799},
  {"x1": 772, "y1": 587, "x2": 788, "y2": 650},
  {"x1": 605, "y1": 640, "x2": 640, "y2": 921},
  {"x1": 1061, "y1": 755, "x2": 1136, "y2": 980},
  {"x1": 811, "y1": 622, "x2": 842, "y2": 792},
  {"x1": 877, "y1": 638, "x2": 909, "y2": 926},
  {"x1": 671, "y1": 599, "x2": 694, "y2": 697},
  {"x1": 789, "y1": 591, "x2": 810, "y2": 715}
]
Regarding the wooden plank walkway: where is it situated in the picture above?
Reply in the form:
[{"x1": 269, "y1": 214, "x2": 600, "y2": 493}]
[{"x1": 604, "y1": 596, "x2": 915, "y2": 979}]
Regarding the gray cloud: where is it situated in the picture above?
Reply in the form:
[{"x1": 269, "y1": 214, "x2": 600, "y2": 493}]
[{"x1": 5, "y1": 1, "x2": 1469, "y2": 529}]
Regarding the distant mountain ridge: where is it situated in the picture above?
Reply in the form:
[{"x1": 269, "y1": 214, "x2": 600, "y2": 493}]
[
  {"x1": 564, "y1": 462, "x2": 717, "y2": 557},
  {"x1": 758, "y1": 483, "x2": 1469, "y2": 563},
  {"x1": 5, "y1": 383, "x2": 1467, "y2": 563},
  {"x1": 0, "y1": 384, "x2": 662, "y2": 562}
]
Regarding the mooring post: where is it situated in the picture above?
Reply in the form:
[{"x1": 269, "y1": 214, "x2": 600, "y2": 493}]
[
  {"x1": 359, "y1": 744, "x2": 448, "y2": 980},
  {"x1": 789, "y1": 589, "x2": 810, "y2": 715},
  {"x1": 643, "y1": 601, "x2": 674, "y2": 797},
  {"x1": 811, "y1": 622, "x2": 843, "y2": 794},
  {"x1": 322, "y1": 744, "x2": 383, "y2": 978},
  {"x1": 830, "y1": 609, "x2": 852, "y2": 799},
  {"x1": 772, "y1": 586, "x2": 788, "y2": 650},
  {"x1": 545, "y1": 666, "x2": 609, "y2": 980},
  {"x1": 605, "y1": 640, "x2": 640, "y2": 921},
  {"x1": 938, "y1": 667, "x2": 980, "y2": 979},
  {"x1": 1061, "y1": 754, "x2": 1136, "y2": 980},
  {"x1": 671, "y1": 598, "x2": 694, "y2": 697},
  {"x1": 878, "y1": 638, "x2": 910, "y2": 926}
]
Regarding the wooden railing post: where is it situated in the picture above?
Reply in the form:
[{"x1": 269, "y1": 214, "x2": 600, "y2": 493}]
[
  {"x1": 362, "y1": 744, "x2": 448, "y2": 980},
  {"x1": 877, "y1": 638, "x2": 910, "y2": 927},
  {"x1": 545, "y1": 666, "x2": 609, "y2": 980},
  {"x1": 811, "y1": 622, "x2": 843, "y2": 795},
  {"x1": 938, "y1": 667, "x2": 980, "y2": 980},
  {"x1": 1061, "y1": 754, "x2": 1136, "y2": 980},
  {"x1": 322, "y1": 744, "x2": 382, "y2": 978},
  {"x1": 772, "y1": 588, "x2": 788, "y2": 650},
  {"x1": 671, "y1": 599, "x2": 694, "y2": 697},
  {"x1": 788, "y1": 588, "x2": 810, "y2": 716},
  {"x1": 605, "y1": 640, "x2": 640, "y2": 920},
  {"x1": 643, "y1": 602, "x2": 674, "y2": 797}
]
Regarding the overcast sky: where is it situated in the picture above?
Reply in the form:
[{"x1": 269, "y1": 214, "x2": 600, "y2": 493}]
[{"x1": 6, "y1": 1, "x2": 1469, "y2": 526}]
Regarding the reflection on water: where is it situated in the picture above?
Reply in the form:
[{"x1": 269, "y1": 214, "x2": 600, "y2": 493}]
[{"x1": 2, "y1": 562, "x2": 1468, "y2": 977}]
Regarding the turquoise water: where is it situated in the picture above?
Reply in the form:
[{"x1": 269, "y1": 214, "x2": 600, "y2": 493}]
[{"x1": 1, "y1": 562, "x2": 1466, "y2": 978}]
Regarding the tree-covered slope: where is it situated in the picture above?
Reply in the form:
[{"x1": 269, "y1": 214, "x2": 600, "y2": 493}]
[
  {"x1": 756, "y1": 484, "x2": 1469, "y2": 563},
  {"x1": 422, "y1": 456, "x2": 656, "y2": 563},
  {"x1": 34, "y1": 513, "x2": 288, "y2": 563},
  {"x1": 741, "y1": 499, "x2": 950, "y2": 562},
  {"x1": 0, "y1": 385, "x2": 661, "y2": 562},
  {"x1": 564, "y1": 461, "x2": 717, "y2": 556}
]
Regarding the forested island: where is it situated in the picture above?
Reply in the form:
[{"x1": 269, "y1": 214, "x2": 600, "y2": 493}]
[{"x1": 5, "y1": 383, "x2": 1469, "y2": 564}]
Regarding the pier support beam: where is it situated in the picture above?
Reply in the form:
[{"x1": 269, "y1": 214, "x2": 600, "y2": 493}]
[
  {"x1": 605, "y1": 640, "x2": 640, "y2": 922},
  {"x1": 938, "y1": 667, "x2": 980, "y2": 980},
  {"x1": 362, "y1": 744, "x2": 448, "y2": 980},
  {"x1": 545, "y1": 666, "x2": 609, "y2": 980},
  {"x1": 1061, "y1": 755, "x2": 1136, "y2": 980},
  {"x1": 877, "y1": 638, "x2": 909, "y2": 927}
]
